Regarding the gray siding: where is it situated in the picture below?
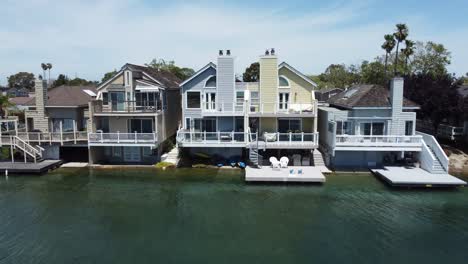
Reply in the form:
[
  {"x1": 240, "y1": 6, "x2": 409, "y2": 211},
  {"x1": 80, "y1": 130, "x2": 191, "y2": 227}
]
[
  {"x1": 181, "y1": 67, "x2": 216, "y2": 122},
  {"x1": 216, "y1": 56, "x2": 235, "y2": 111}
]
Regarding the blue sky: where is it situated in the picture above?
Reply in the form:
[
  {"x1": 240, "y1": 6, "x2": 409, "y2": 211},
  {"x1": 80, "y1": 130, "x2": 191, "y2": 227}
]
[{"x1": 1, "y1": 0, "x2": 467, "y2": 85}]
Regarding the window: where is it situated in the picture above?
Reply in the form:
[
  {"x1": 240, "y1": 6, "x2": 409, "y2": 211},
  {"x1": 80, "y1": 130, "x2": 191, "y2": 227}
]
[
  {"x1": 143, "y1": 147, "x2": 152, "y2": 156},
  {"x1": 185, "y1": 118, "x2": 191, "y2": 130},
  {"x1": 360, "y1": 122, "x2": 384, "y2": 136},
  {"x1": 52, "y1": 119, "x2": 74, "y2": 132},
  {"x1": 113, "y1": 147, "x2": 122, "y2": 157},
  {"x1": 405, "y1": 121, "x2": 414, "y2": 136},
  {"x1": 102, "y1": 92, "x2": 108, "y2": 105},
  {"x1": 336, "y1": 121, "x2": 352, "y2": 135},
  {"x1": 202, "y1": 118, "x2": 216, "y2": 132},
  {"x1": 186, "y1": 92, "x2": 201, "y2": 109},
  {"x1": 236, "y1": 91, "x2": 244, "y2": 111},
  {"x1": 279, "y1": 92, "x2": 289, "y2": 110},
  {"x1": 100, "y1": 117, "x2": 109, "y2": 133},
  {"x1": 205, "y1": 76, "x2": 216, "y2": 88},
  {"x1": 250, "y1": 91, "x2": 259, "y2": 104},
  {"x1": 279, "y1": 76, "x2": 289, "y2": 87},
  {"x1": 129, "y1": 119, "x2": 153, "y2": 133},
  {"x1": 125, "y1": 71, "x2": 131, "y2": 86},
  {"x1": 278, "y1": 119, "x2": 301, "y2": 133},
  {"x1": 204, "y1": 92, "x2": 216, "y2": 110}
]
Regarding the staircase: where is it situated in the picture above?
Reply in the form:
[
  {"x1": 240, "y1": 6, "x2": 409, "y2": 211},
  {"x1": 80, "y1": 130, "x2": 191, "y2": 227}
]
[
  {"x1": 2, "y1": 136, "x2": 44, "y2": 163},
  {"x1": 248, "y1": 129, "x2": 261, "y2": 168},
  {"x1": 427, "y1": 145, "x2": 446, "y2": 174},
  {"x1": 162, "y1": 147, "x2": 179, "y2": 165},
  {"x1": 312, "y1": 149, "x2": 326, "y2": 167}
]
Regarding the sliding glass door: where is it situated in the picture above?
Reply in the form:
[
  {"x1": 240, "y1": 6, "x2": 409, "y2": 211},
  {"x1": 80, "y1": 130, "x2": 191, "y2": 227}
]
[{"x1": 110, "y1": 92, "x2": 125, "y2": 111}]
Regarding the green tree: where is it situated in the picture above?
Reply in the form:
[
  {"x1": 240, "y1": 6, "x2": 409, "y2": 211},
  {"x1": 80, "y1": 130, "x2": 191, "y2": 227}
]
[
  {"x1": 101, "y1": 70, "x2": 118, "y2": 83},
  {"x1": 146, "y1": 59, "x2": 194, "y2": 80},
  {"x1": 318, "y1": 64, "x2": 354, "y2": 89},
  {"x1": 381, "y1": 34, "x2": 396, "y2": 76},
  {"x1": 360, "y1": 60, "x2": 387, "y2": 86},
  {"x1": 411, "y1": 41, "x2": 451, "y2": 77},
  {"x1": 7, "y1": 72, "x2": 35, "y2": 90},
  {"x1": 0, "y1": 95, "x2": 13, "y2": 117},
  {"x1": 52, "y1": 74, "x2": 97, "y2": 87},
  {"x1": 52, "y1": 74, "x2": 69, "y2": 87},
  {"x1": 401, "y1": 39, "x2": 415, "y2": 73},
  {"x1": 393, "y1": 23, "x2": 409, "y2": 75},
  {"x1": 242, "y1": 62, "x2": 260, "y2": 82}
]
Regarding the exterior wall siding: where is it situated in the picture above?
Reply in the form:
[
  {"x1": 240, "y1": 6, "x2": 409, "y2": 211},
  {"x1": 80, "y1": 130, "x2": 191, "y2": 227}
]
[
  {"x1": 216, "y1": 56, "x2": 235, "y2": 111},
  {"x1": 279, "y1": 67, "x2": 315, "y2": 104},
  {"x1": 259, "y1": 117, "x2": 277, "y2": 135},
  {"x1": 181, "y1": 67, "x2": 216, "y2": 121},
  {"x1": 259, "y1": 56, "x2": 278, "y2": 112}
]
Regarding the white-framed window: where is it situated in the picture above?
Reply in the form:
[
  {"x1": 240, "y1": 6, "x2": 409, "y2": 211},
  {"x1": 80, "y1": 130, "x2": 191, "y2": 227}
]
[
  {"x1": 204, "y1": 92, "x2": 216, "y2": 110},
  {"x1": 405, "y1": 121, "x2": 414, "y2": 136},
  {"x1": 279, "y1": 76, "x2": 290, "y2": 88},
  {"x1": 360, "y1": 122, "x2": 385, "y2": 136},
  {"x1": 204, "y1": 76, "x2": 216, "y2": 88},
  {"x1": 186, "y1": 91, "x2": 201, "y2": 109},
  {"x1": 102, "y1": 92, "x2": 109, "y2": 105},
  {"x1": 336, "y1": 121, "x2": 352, "y2": 135},
  {"x1": 278, "y1": 92, "x2": 290, "y2": 110},
  {"x1": 278, "y1": 118, "x2": 301, "y2": 133},
  {"x1": 185, "y1": 117, "x2": 191, "y2": 130}
]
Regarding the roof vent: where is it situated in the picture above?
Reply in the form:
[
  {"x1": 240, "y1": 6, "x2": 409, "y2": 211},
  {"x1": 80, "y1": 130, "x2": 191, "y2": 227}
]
[
  {"x1": 271, "y1": 48, "x2": 275, "y2": 55},
  {"x1": 226, "y1": 49, "x2": 231, "y2": 56},
  {"x1": 219, "y1": 50, "x2": 223, "y2": 56},
  {"x1": 265, "y1": 49, "x2": 270, "y2": 56}
]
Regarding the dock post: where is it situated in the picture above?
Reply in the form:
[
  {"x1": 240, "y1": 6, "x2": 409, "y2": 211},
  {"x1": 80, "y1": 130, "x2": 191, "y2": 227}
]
[
  {"x1": 60, "y1": 121, "x2": 63, "y2": 145},
  {"x1": 10, "y1": 143, "x2": 14, "y2": 163}
]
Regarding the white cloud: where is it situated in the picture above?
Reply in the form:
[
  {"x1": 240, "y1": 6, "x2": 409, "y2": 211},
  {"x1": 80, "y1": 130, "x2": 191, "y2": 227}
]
[{"x1": 0, "y1": 0, "x2": 467, "y2": 85}]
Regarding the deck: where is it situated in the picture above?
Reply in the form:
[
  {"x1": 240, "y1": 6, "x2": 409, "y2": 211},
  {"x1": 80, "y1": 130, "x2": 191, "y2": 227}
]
[
  {"x1": 245, "y1": 166, "x2": 326, "y2": 183},
  {"x1": 371, "y1": 166, "x2": 467, "y2": 187},
  {"x1": 0, "y1": 160, "x2": 63, "y2": 174}
]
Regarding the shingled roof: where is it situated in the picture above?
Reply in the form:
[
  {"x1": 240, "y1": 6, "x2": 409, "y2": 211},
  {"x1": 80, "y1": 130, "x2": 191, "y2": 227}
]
[
  {"x1": 327, "y1": 84, "x2": 419, "y2": 109},
  {"x1": 26, "y1": 85, "x2": 97, "y2": 107},
  {"x1": 125, "y1": 64, "x2": 181, "y2": 88}
]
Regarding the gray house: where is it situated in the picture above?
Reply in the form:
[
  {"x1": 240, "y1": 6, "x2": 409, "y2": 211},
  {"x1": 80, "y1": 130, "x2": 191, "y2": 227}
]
[{"x1": 318, "y1": 78, "x2": 424, "y2": 169}]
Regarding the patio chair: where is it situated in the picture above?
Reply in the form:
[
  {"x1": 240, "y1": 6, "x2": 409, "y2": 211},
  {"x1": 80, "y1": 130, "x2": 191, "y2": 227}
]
[
  {"x1": 280, "y1": 157, "x2": 289, "y2": 168},
  {"x1": 269, "y1": 157, "x2": 281, "y2": 170}
]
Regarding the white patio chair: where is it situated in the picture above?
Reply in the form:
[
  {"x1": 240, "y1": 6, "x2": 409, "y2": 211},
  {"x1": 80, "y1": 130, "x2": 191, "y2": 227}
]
[
  {"x1": 280, "y1": 157, "x2": 289, "y2": 168},
  {"x1": 269, "y1": 157, "x2": 281, "y2": 170}
]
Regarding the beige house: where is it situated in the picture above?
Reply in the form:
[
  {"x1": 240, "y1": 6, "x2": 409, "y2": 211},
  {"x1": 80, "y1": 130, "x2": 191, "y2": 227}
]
[{"x1": 87, "y1": 63, "x2": 181, "y2": 164}]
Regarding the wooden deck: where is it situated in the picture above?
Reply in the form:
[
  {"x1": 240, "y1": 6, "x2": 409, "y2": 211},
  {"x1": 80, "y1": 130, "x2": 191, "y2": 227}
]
[
  {"x1": 245, "y1": 166, "x2": 326, "y2": 183},
  {"x1": 0, "y1": 160, "x2": 63, "y2": 174},
  {"x1": 371, "y1": 166, "x2": 466, "y2": 188}
]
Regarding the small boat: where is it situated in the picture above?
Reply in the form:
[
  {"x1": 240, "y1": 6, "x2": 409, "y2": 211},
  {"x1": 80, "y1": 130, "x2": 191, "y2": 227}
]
[{"x1": 238, "y1": 162, "x2": 246, "y2": 169}]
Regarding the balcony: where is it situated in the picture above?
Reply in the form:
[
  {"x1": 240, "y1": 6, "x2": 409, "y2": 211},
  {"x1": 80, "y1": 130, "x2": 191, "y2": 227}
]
[
  {"x1": 91, "y1": 100, "x2": 162, "y2": 115},
  {"x1": 334, "y1": 135, "x2": 423, "y2": 151},
  {"x1": 88, "y1": 132, "x2": 158, "y2": 147},
  {"x1": 201, "y1": 101, "x2": 245, "y2": 116},
  {"x1": 176, "y1": 130, "x2": 247, "y2": 147},
  {"x1": 253, "y1": 132, "x2": 319, "y2": 149},
  {"x1": 248, "y1": 101, "x2": 317, "y2": 117}
]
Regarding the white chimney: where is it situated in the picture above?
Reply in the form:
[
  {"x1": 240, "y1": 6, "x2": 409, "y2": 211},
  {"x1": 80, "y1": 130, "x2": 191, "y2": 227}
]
[{"x1": 390, "y1": 77, "x2": 404, "y2": 116}]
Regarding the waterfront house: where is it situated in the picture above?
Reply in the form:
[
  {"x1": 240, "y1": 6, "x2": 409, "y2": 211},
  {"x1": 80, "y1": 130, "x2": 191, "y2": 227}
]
[
  {"x1": 318, "y1": 77, "x2": 450, "y2": 174},
  {"x1": 177, "y1": 50, "x2": 320, "y2": 167},
  {"x1": 87, "y1": 63, "x2": 181, "y2": 164}
]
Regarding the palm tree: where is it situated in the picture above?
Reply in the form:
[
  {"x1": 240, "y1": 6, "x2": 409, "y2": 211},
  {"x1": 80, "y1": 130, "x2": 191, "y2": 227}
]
[
  {"x1": 401, "y1": 40, "x2": 415, "y2": 74},
  {"x1": 46, "y1": 63, "x2": 53, "y2": 83},
  {"x1": 381, "y1": 34, "x2": 396, "y2": 76},
  {"x1": 0, "y1": 95, "x2": 13, "y2": 118},
  {"x1": 41, "y1": 63, "x2": 48, "y2": 80},
  {"x1": 393, "y1": 23, "x2": 409, "y2": 75}
]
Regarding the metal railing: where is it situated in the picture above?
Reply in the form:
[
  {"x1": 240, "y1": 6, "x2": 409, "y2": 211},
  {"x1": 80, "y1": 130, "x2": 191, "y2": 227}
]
[
  {"x1": 335, "y1": 135, "x2": 423, "y2": 147},
  {"x1": 16, "y1": 131, "x2": 88, "y2": 145},
  {"x1": 177, "y1": 130, "x2": 247, "y2": 144},
  {"x1": 92, "y1": 100, "x2": 162, "y2": 113},
  {"x1": 248, "y1": 101, "x2": 317, "y2": 115},
  {"x1": 259, "y1": 132, "x2": 319, "y2": 145},
  {"x1": 0, "y1": 135, "x2": 43, "y2": 163},
  {"x1": 88, "y1": 132, "x2": 158, "y2": 144}
]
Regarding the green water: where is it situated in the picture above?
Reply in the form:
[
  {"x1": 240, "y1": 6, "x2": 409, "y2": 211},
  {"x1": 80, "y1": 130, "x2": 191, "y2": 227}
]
[{"x1": 1, "y1": 168, "x2": 467, "y2": 263}]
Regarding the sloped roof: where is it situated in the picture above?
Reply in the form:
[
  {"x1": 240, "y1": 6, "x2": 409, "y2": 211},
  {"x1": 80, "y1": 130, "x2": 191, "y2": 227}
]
[
  {"x1": 327, "y1": 84, "x2": 419, "y2": 109},
  {"x1": 315, "y1": 88, "x2": 344, "y2": 94},
  {"x1": 179, "y1": 62, "x2": 216, "y2": 87},
  {"x1": 26, "y1": 85, "x2": 97, "y2": 107},
  {"x1": 125, "y1": 64, "x2": 181, "y2": 88},
  {"x1": 9, "y1": 96, "x2": 34, "y2": 105}
]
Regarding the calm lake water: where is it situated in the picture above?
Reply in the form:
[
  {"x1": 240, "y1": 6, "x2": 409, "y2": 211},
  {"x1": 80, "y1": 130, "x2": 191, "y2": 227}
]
[{"x1": 0, "y1": 168, "x2": 467, "y2": 263}]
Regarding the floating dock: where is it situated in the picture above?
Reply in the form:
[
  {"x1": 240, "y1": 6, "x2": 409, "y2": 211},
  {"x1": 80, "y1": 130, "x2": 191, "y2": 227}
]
[
  {"x1": 0, "y1": 160, "x2": 63, "y2": 174},
  {"x1": 371, "y1": 166, "x2": 466, "y2": 187},
  {"x1": 245, "y1": 166, "x2": 326, "y2": 183}
]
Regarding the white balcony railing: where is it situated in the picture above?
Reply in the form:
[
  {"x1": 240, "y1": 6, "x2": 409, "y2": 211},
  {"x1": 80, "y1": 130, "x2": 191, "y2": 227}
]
[
  {"x1": 259, "y1": 132, "x2": 319, "y2": 147},
  {"x1": 335, "y1": 135, "x2": 423, "y2": 148},
  {"x1": 177, "y1": 131, "x2": 247, "y2": 145},
  {"x1": 202, "y1": 101, "x2": 245, "y2": 114},
  {"x1": 249, "y1": 101, "x2": 317, "y2": 115},
  {"x1": 88, "y1": 132, "x2": 158, "y2": 145}
]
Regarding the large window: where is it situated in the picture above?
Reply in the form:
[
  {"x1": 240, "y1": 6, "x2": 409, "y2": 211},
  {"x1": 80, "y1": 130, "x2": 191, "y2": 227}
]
[
  {"x1": 279, "y1": 92, "x2": 289, "y2": 110},
  {"x1": 102, "y1": 92, "x2": 109, "y2": 105},
  {"x1": 129, "y1": 119, "x2": 153, "y2": 133},
  {"x1": 186, "y1": 91, "x2": 201, "y2": 109},
  {"x1": 336, "y1": 121, "x2": 352, "y2": 135},
  {"x1": 135, "y1": 91, "x2": 160, "y2": 109},
  {"x1": 360, "y1": 122, "x2": 384, "y2": 136},
  {"x1": 278, "y1": 119, "x2": 301, "y2": 133},
  {"x1": 52, "y1": 118, "x2": 74, "y2": 132}
]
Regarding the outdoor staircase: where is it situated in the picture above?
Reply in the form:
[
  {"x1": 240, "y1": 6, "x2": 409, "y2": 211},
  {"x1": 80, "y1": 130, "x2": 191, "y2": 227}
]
[
  {"x1": 248, "y1": 128, "x2": 262, "y2": 168},
  {"x1": 427, "y1": 145, "x2": 446, "y2": 174},
  {"x1": 162, "y1": 147, "x2": 179, "y2": 165},
  {"x1": 2, "y1": 136, "x2": 44, "y2": 163},
  {"x1": 312, "y1": 149, "x2": 326, "y2": 167}
]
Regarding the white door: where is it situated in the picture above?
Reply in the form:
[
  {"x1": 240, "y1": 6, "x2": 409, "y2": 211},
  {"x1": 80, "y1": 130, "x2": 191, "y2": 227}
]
[
  {"x1": 124, "y1": 147, "x2": 141, "y2": 162},
  {"x1": 279, "y1": 92, "x2": 289, "y2": 111},
  {"x1": 205, "y1": 92, "x2": 216, "y2": 111}
]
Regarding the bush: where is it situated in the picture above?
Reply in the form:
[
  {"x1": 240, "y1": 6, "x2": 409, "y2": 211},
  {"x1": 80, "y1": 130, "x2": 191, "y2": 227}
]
[{"x1": 154, "y1": 161, "x2": 175, "y2": 169}]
